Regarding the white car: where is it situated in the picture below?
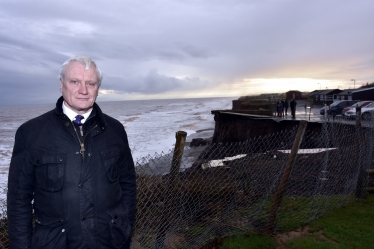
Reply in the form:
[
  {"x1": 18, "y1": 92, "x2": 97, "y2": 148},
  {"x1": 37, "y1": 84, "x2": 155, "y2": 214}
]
[{"x1": 344, "y1": 102, "x2": 374, "y2": 120}]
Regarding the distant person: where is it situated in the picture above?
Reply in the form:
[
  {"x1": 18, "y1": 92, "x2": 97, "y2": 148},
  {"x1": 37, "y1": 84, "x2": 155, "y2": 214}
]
[
  {"x1": 284, "y1": 99, "x2": 289, "y2": 116},
  {"x1": 281, "y1": 99, "x2": 285, "y2": 117},
  {"x1": 7, "y1": 56, "x2": 137, "y2": 248},
  {"x1": 290, "y1": 98, "x2": 297, "y2": 119},
  {"x1": 277, "y1": 101, "x2": 284, "y2": 117},
  {"x1": 273, "y1": 102, "x2": 278, "y2": 116}
]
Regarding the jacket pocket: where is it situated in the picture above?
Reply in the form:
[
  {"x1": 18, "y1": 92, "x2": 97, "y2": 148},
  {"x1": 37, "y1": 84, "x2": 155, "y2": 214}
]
[
  {"x1": 107, "y1": 201, "x2": 132, "y2": 248},
  {"x1": 34, "y1": 153, "x2": 66, "y2": 192},
  {"x1": 32, "y1": 217, "x2": 66, "y2": 249},
  {"x1": 100, "y1": 148, "x2": 123, "y2": 182}
]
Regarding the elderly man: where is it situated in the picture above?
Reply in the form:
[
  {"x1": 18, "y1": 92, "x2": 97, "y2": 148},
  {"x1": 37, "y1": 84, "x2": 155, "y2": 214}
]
[{"x1": 7, "y1": 56, "x2": 136, "y2": 248}]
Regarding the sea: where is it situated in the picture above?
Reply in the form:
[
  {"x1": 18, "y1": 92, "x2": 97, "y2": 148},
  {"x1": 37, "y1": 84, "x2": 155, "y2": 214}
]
[{"x1": 0, "y1": 97, "x2": 233, "y2": 199}]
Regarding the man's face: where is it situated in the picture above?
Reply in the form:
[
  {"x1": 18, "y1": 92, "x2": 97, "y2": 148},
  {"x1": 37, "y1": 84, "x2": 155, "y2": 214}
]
[{"x1": 60, "y1": 61, "x2": 100, "y2": 114}]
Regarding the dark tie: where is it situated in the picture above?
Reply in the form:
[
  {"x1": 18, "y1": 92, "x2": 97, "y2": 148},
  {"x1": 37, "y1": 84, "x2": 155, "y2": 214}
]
[{"x1": 74, "y1": 115, "x2": 85, "y2": 126}]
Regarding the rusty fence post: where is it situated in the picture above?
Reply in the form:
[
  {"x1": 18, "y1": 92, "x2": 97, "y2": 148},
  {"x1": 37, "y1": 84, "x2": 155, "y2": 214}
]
[
  {"x1": 155, "y1": 131, "x2": 187, "y2": 249},
  {"x1": 266, "y1": 120, "x2": 308, "y2": 234}
]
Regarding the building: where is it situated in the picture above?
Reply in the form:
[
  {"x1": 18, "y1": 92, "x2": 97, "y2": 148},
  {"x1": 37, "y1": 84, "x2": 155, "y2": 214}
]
[
  {"x1": 333, "y1": 89, "x2": 354, "y2": 101},
  {"x1": 352, "y1": 86, "x2": 374, "y2": 100},
  {"x1": 259, "y1": 93, "x2": 280, "y2": 102},
  {"x1": 285, "y1": 90, "x2": 302, "y2": 100},
  {"x1": 311, "y1": 89, "x2": 342, "y2": 105},
  {"x1": 332, "y1": 87, "x2": 374, "y2": 101}
]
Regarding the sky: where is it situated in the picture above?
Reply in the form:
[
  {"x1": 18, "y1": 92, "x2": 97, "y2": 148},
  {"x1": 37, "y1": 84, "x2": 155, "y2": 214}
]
[{"x1": 0, "y1": 0, "x2": 373, "y2": 106}]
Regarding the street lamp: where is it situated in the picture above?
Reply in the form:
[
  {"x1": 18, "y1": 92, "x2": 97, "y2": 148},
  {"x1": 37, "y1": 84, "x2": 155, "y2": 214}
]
[
  {"x1": 318, "y1": 83, "x2": 321, "y2": 90},
  {"x1": 351, "y1": 79, "x2": 355, "y2": 89}
]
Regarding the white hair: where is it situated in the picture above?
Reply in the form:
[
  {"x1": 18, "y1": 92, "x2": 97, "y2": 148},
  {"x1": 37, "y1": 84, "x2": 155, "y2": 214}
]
[{"x1": 59, "y1": 56, "x2": 103, "y2": 86}]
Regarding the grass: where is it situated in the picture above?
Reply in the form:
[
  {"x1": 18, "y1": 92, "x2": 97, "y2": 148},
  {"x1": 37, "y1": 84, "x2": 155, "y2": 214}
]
[
  {"x1": 218, "y1": 194, "x2": 374, "y2": 249},
  {"x1": 234, "y1": 195, "x2": 353, "y2": 233},
  {"x1": 275, "y1": 195, "x2": 353, "y2": 232},
  {"x1": 220, "y1": 234, "x2": 276, "y2": 249}
]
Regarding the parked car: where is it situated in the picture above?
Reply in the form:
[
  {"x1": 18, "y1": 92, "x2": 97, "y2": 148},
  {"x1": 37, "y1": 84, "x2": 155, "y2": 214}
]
[
  {"x1": 344, "y1": 102, "x2": 374, "y2": 120},
  {"x1": 320, "y1": 100, "x2": 359, "y2": 116},
  {"x1": 342, "y1": 100, "x2": 374, "y2": 118}
]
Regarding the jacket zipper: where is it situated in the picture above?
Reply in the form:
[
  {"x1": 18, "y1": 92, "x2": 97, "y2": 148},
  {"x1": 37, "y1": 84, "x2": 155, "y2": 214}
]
[{"x1": 71, "y1": 115, "x2": 98, "y2": 159}]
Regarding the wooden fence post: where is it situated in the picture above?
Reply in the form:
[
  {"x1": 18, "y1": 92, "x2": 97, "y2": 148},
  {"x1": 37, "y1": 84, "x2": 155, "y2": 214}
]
[
  {"x1": 155, "y1": 131, "x2": 187, "y2": 249},
  {"x1": 266, "y1": 120, "x2": 308, "y2": 234},
  {"x1": 169, "y1": 131, "x2": 187, "y2": 183}
]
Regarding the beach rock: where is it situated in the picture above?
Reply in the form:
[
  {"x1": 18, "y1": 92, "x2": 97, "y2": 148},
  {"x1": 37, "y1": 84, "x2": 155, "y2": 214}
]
[{"x1": 190, "y1": 138, "x2": 208, "y2": 147}]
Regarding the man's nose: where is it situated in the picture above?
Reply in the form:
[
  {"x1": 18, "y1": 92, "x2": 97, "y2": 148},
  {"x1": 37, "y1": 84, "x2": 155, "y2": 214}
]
[{"x1": 78, "y1": 82, "x2": 88, "y2": 94}]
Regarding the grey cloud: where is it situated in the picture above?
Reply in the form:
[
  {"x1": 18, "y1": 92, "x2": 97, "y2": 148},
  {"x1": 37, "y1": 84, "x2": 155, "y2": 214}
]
[
  {"x1": 0, "y1": 69, "x2": 60, "y2": 106},
  {"x1": 177, "y1": 43, "x2": 212, "y2": 59},
  {"x1": 103, "y1": 70, "x2": 207, "y2": 94},
  {"x1": 152, "y1": 44, "x2": 212, "y2": 62},
  {"x1": 0, "y1": 0, "x2": 373, "y2": 105}
]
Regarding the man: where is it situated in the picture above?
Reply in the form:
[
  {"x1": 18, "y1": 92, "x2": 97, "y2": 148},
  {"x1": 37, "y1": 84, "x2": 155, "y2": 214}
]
[
  {"x1": 284, "y1": 99, "x2": 289, "y2": 116},
  {"x1": 277, "y1": 101, "x2": 283, "y2": 117},
  {"x1": 290, "y1": 98, "x2": 297, "y2": 119},
  {"x1": 280, "y1": 99, "x2": 285, "y2": 117},
  {"x1": 7, "y1": 56, "x2": 137, "y2": 248}
]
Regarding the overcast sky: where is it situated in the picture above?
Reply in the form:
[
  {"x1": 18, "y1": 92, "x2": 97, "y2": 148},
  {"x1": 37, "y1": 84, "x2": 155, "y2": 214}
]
[{"x1": 0, "y1": 0, "x2": 373, "y2": 105}]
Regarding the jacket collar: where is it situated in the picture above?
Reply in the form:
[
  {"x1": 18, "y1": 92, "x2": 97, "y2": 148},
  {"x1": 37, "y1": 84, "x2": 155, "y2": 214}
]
[{"x1": 55, "y1": 96, "x2": 107, "y2": 129}]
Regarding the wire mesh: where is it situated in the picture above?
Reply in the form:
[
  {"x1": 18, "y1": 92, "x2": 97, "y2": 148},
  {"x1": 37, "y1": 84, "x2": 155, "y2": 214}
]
[
  {"x1": 1, "y1": 115, "x2": 374, "y2": 248},
  {"x1": 131, "y1": 117, "x2": 374, "y2": 248}
]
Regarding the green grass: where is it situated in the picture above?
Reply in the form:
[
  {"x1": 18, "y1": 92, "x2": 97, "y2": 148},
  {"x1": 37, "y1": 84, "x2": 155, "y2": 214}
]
[
  {"x1": 275, "y1": 195, "x2": 353, "y2": 232},
  {"x1": 286, "y1": 237, "x2": 342, "y2": 249},
  {"x1": 219, "y1": 194, "x2": 374, "y2": 249},
  {"x1": 219, "y1": 234, "x2": 276, "y2": 249},
  {"x1": 235, "y1": 195, "x2": 353, "y2": 233}
]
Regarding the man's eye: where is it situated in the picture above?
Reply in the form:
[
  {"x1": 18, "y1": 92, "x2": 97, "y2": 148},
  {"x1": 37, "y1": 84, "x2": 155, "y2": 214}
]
[
  {"x1": 71, "y1": 81, "x2": 78, "y2": 85},
  {"x1": 87, "y1": 82, "x2": 97, "y2": 87}
]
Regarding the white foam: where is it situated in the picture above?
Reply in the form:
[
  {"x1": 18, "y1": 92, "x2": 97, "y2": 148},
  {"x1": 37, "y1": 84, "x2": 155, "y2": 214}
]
[
  {"x1": 0, "y1": 144, "x2": 13, "y2": 170},
  {"x1": 123, "y1": 98, "x2": 232, "y2": 161}
]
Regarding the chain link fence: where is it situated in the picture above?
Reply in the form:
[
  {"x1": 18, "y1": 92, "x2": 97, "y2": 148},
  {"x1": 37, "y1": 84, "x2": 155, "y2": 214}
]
[
  {"x1": 131, "y1": 116, "x2": 374, "y2": 248},
  {"x1": 0, "y1": 116, "x2": 373, "y2": 248}
]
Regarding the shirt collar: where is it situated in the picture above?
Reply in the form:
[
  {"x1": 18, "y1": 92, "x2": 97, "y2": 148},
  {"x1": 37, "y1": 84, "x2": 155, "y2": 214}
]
[{"x1": 62, "y1": 102, "x2": 92, "y2": 124}]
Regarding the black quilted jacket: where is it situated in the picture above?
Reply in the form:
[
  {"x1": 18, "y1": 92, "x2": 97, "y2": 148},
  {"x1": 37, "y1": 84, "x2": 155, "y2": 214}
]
[{"x1": 7, "y1": 97, "x2": 136, "y2": 248}]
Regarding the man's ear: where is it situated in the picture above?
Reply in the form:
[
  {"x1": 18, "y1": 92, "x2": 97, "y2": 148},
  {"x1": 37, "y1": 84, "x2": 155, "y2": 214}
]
[{"x1": 59, "y1": 81, "x2": 63, "y2": 92}]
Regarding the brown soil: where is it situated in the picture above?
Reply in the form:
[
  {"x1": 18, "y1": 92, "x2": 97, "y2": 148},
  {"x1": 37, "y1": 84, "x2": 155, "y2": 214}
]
[{"x1": 274, "y1": 226, "x2": 331, "y2": 249}]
